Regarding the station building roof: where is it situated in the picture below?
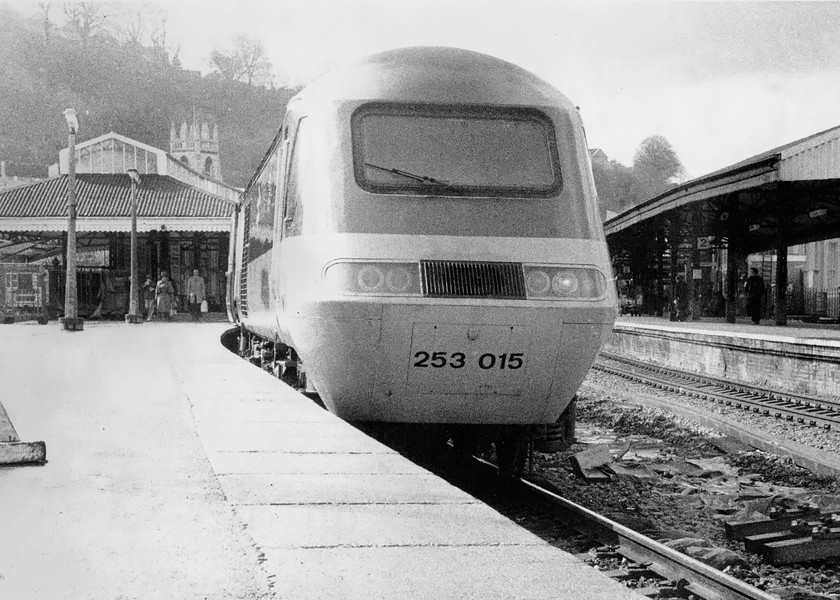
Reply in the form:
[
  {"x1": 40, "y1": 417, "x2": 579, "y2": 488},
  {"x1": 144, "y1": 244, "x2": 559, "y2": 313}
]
[
  {"x1": 0, "y1": 174, "x2": 235, "y2": 234},
  {"x1": 605, "y1": 124, "x2": 840, "y2": 254},
  {"x1": 49, "y1": 131, "x2": 241, "y2": 204}
]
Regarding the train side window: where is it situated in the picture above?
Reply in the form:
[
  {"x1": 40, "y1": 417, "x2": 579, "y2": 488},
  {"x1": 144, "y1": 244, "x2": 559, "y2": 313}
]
[{"x1": 283, "y1": 118, "x2": 309, "y2": 237}]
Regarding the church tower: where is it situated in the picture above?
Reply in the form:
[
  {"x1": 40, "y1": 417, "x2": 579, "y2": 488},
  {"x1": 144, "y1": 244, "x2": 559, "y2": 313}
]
[{"x1": 170, "y1": 107, "x2": 223, "y2": 181}]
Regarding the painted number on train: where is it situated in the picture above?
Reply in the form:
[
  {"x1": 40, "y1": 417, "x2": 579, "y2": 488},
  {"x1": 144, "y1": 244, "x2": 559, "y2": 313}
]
[{"x1": 412, "y1": 351, "x2": 524, "y2": 370}]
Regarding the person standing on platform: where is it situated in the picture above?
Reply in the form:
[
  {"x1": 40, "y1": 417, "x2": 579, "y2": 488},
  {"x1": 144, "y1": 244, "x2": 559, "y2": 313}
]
[
  {"x1": 142, "y1": 274, "x2": 155, "y2": 320},
  {"x1": 154, "y1": 271, "x2": 175, "y2": 321},
  {"x1": 744, "y1": 268, "x2": 765, "y2": 325},
  {"x1": 186, "y1": 269, "x2": 206, "y2": 321},
  {"x1": 674, "y1": 274, "x2": 689, "y2": 321}
]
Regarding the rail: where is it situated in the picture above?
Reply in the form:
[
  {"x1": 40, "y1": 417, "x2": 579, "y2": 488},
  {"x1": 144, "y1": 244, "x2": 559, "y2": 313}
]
[
  {"x1": 594, "y1": 352, "x2": 840, "y2": 430},
  {"x1": 518, "y1": 473, "x2": 778, "y2": 600}
]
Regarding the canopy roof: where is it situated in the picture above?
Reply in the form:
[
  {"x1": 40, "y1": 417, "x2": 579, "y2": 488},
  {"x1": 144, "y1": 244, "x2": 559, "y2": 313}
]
[
  {"x1": 605, "y1": 124, "x2": 840, "y2": 254},
  {"x1": 0, "y1": 174, "x2": 235, "y2": 234}
]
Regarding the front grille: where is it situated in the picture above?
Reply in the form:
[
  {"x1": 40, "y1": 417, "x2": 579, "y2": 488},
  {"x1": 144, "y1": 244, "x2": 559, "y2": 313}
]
[{"x1": 421, "y1": 261, "x2": 525, "y2": 299}]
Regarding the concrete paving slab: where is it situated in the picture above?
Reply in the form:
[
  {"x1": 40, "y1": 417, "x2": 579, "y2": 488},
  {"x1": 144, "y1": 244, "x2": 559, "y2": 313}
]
[
  {"x1": 197, "y1": 422, "x2": 394, "y2": 453},
  {"x1": 0, "y1": 323, "x2": 271, "y2": 600},
  {"x1": 237, "y1": 503, "x2": 544, "y2": 548},
  {"x1": 190, "y1": 404, "x2": 326, "y2": 423},
  {"x1": 209, "y1": 450, "x2": 430, "y2": 475},
  {"x1": 263, "y1": 545, "x2": 639, "y2": 600},
  {"x1": 218, "y1": 472, "x2": 474, "y2": 505}
]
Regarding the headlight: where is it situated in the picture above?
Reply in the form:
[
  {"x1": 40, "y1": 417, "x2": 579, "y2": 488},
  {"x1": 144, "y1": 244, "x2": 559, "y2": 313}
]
[
  {"x1": 523, "y1": 265, "x2": 607, "y2": 300},
  {"x1": 325, "y1": 261, "x2": 421, "y2": 296},
  {"x1": 551, "y1": 271, "x2": 579, "y2": 296}
]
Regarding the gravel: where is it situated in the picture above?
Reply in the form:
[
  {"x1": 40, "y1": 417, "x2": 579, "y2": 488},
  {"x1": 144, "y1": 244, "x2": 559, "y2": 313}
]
[{"x1": 520, "y1": 369, "x2": 840, "y2": 599}]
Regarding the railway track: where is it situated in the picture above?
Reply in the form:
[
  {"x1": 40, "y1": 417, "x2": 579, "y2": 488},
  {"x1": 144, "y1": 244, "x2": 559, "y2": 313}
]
[
  {"x1": 593, "y1": 352, "x2": 840, "y2": 431},
  {"x1": 458, "y1": 455, "x2": 776, "y2": 600},
  {"x1": 519, "y1": 473, "x2": 776, "y2": 600}
]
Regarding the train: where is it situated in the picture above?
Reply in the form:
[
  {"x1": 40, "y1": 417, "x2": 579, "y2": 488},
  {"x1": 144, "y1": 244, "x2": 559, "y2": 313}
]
[{"x1": 227, "y1": 46, "x2": 617, "y2": 472}]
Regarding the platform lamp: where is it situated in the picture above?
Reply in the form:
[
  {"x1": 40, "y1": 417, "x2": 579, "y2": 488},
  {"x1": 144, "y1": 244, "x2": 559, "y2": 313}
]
[
  {"x1": 125, "y1": 168, "x2": 144, "y2": 324},
  {"x1": 61, "y1": 108, "x2": 83, "y2": 331}
]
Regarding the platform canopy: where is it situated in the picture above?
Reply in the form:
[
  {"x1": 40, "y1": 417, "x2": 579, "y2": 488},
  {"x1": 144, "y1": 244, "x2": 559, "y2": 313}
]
[
  {"x1": 0, "y1": 173, "x2": 236, "y2": 262},
  {"x1": 605, "y1": 124, "x2": 840, "y2": 254}
]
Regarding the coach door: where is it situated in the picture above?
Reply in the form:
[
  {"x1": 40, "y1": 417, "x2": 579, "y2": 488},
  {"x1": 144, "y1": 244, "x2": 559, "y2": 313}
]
[
  {"x1": 271, "y1": 116, "x2": 308, "y2": 318},
  {"x1": 270, "y1": 125, "x2": 289, "y2": 315}
]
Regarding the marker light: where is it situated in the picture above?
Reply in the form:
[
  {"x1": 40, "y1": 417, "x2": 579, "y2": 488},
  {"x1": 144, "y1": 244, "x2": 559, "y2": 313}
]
[
  {"x1": 325, "y1": 261, "x2": 421, "y2": 296},
  {"x1": 523, "y1": 265, "x2": 607, "y2": 300},
  {"x1": 357, "y1": 265, "x2": 385, "y2": 292},
  {"x1": 525, "y1": 269, "x2": 551, "y2": 295}
]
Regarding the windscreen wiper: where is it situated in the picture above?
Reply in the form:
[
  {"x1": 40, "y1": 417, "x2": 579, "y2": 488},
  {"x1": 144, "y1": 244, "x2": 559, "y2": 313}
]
[{"x1": 364, "y1": 162, "x2": 453, "y2": 187}]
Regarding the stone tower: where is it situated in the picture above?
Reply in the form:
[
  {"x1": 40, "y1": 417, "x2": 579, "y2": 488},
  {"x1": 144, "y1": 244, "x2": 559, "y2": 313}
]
[{"x1": 170, "y1": 107, "x2": 222, "y2": 180}]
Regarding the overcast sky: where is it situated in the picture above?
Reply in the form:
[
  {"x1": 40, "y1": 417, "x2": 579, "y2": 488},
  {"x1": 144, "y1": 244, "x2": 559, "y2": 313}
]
[{"x1": 11, "y1": 0, "x2": 840, "y2": 179}]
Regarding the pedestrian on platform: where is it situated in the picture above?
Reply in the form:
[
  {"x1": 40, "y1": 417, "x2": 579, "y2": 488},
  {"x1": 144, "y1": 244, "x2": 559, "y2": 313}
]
[
  {"x1": 744, "y1": 268, "x2": 765, "y2": 325},
  {"x1": 142, "y1": 274, "x2": 155, "y2": 320},
  {"x1": 154, "y1": 271, "x2": 175, "y2": 321},
  {"x1": 674, "y1": 274, "x2": 689, "y2": 321},
  {"x1": 186, "y1": 269, "x2": 206, "y2": 321}
]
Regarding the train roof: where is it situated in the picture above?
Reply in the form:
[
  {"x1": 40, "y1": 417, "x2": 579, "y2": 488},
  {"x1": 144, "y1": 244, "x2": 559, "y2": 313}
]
[{"x1": 291, "y1": 46, "x2": 577, "y2": 111}]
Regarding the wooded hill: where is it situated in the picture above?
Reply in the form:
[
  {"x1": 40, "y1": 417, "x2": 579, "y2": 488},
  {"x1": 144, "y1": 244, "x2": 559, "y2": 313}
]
[{"x1": 0, "y1": 5, "x2": 299, "y2": 188}]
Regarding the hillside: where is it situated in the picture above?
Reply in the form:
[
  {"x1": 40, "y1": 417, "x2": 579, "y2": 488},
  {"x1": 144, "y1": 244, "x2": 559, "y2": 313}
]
[{"x1": 0, "y1": 5, "x2": 298, "y2": 188}]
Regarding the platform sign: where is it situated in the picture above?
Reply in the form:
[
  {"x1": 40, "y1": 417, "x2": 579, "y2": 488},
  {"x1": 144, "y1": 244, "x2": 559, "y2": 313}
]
[{"x1": 697, "y1": 236, "x2": 715, "y2": 250}]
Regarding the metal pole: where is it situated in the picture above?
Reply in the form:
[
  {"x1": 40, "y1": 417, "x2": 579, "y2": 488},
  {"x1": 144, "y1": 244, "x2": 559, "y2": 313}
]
[
  {"x1": 62, "y1": 112, "x2": 82, "y2": 331},
  {"x1": 126, "y1": 170, "x2": 143, "y2": 323}
]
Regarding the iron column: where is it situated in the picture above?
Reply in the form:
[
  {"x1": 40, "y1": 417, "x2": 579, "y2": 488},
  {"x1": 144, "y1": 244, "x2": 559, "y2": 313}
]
[
  {"x1": 62, "y1": 108, "x2": 83, "y2": 331},
  {"x1": 125, "y1": 168, "x2": 143, "y2": 323}
]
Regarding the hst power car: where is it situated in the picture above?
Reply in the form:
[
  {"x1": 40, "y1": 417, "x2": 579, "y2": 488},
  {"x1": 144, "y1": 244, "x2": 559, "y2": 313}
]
[{"x1": 229, "y1": 46, "x2": 617, "y2": 463}]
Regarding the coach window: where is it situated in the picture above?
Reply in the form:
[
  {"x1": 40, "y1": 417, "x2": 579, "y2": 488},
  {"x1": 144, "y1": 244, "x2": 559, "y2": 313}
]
[{"x1": 283, "y1": 118, "x2": 309, "y2": 237}]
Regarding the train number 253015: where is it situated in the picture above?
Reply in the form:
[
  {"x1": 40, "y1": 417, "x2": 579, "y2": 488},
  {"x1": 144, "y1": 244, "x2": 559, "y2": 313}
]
[{"x1": 412, "y1": 351, "x2": 524, "y2": 370}]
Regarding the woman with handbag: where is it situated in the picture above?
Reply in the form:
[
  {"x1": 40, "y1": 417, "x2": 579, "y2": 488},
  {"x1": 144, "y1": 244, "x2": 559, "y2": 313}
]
[{"x1": 154, "y1": 271, "x2": 175, "y2": 322}]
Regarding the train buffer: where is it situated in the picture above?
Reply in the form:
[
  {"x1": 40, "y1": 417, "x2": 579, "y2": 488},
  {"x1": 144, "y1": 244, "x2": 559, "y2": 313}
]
[{"x1": 0, "y1": 399, "x2": 46, "y2": 465}]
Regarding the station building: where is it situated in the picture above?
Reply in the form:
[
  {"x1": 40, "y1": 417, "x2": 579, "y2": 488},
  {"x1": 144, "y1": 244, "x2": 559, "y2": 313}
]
[{"x1": 0, "y1": 119, "x2": 240, "y2": 318}]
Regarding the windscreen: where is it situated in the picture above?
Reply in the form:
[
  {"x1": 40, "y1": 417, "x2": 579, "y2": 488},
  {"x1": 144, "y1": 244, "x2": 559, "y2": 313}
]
[{"x1": 353, "y1": 104, "x2": 561, "y2": 198}]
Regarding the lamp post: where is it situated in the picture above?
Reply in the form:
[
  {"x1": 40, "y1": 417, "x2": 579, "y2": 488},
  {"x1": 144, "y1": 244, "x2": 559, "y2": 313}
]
[
  {"x1": 61, "y1": 108, "x2": 83, "y2": 331},
  {"x1": 125, "y1": 168, "x2": 143, "y2": 323}
]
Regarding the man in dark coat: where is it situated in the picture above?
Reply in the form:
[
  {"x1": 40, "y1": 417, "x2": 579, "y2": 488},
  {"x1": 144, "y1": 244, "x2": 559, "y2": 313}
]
[{"x1": 744, "y1": 268, "x2": 765, "y2": 324}]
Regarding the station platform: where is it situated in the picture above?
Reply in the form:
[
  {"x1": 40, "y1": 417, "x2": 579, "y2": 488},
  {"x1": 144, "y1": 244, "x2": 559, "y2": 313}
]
[
  {"x1": 0, "y1": 321, "x2": 640, "y2": 600},
  {"x1": 606, "y1": 316, "x2": 840, "y2": 399}
]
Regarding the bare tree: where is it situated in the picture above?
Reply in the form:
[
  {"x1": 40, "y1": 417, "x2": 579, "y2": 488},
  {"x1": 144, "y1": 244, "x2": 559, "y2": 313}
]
[
  {"x1": 149, "y1": 13, "x2": 169, "y2": 58},
  {"x1": 209, "y1": 48, "x2": 243, "y2": 82},
  {"x1": 113, "y1": 4, "x2": 145, "y2": 45},
  {"x1": 209, "y1": 35, "x2": 273, "y2": 87},
  {"x1": 62, "y1": 2, "x2": 111, "y2": 49},
  {"x1": 37, "y1": 3, "x2": 52, "y2": 46},
  {"x1": 235, "y1": 35, "x2": 271, "y2": 87}
]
